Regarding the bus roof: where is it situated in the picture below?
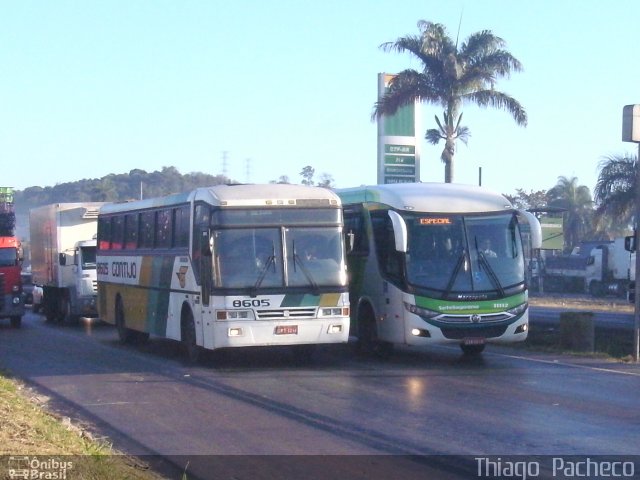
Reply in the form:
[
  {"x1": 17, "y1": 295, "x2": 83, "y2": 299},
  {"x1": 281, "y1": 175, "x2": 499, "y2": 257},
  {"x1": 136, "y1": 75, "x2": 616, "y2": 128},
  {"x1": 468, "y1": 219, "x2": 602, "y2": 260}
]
[
  {"x1": 337, "y1": 183, "x2": 513, "y2": 214},
  {"x1": 100, "y1": 183, "x2": 341, "y2": 215}
]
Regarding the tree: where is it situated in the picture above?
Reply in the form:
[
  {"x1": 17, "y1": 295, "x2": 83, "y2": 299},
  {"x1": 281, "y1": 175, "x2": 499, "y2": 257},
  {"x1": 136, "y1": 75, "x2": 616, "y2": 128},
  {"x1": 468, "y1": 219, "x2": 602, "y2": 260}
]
[
  {"x1": 373, "y1": 20, "x2": 527, "y2": 183},
  {"x1": 316, "y1": 173, "x2": 335, "y2": 188},
  {"x1": 270, "y1": 175, "x2": 291, "y2": 184},
  {"x1": 593, "y1": 153, "x2": 637, "y2": 236},
  {"x1": 546, "y1": 176, "x2": 594, "y2": 251},
  {"x1": 504, "y1": 188, "x2": 547, "y2": 210},
  {"x1": 300, "y1": 166, "x2": 315, "y2": 186}
]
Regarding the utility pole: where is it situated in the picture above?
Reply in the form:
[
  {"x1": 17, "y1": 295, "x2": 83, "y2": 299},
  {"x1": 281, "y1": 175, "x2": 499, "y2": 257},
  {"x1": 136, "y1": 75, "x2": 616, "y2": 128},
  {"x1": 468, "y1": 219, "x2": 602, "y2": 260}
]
[{"x1": 622, "y1": 105, "x2": 640, "y2": 360}]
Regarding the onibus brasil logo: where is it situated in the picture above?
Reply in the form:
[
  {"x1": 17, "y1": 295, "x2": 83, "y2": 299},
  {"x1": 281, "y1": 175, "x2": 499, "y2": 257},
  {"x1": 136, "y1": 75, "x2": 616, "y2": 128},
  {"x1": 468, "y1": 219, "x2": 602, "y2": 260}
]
[{"x1": 6, "y1": 456, "x2": 74, "y2": 479}]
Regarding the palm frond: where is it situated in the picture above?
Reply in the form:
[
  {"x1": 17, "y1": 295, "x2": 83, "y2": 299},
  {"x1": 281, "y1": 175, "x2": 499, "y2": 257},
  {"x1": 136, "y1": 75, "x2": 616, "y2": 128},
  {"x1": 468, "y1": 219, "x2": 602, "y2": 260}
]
[
  {"x1": 466, "y1": 90, "x2": 527, "y2": 126},
  {"x1": 425, "y1": 129, "x2": 443, "y2": 145}
]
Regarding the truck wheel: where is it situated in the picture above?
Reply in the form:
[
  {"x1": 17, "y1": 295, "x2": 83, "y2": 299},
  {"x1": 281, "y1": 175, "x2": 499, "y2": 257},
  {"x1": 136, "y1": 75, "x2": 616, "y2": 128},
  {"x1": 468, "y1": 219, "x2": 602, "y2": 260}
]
[
  {"x1": 181, "y1": 309, "x2": 201, "y2": 364},
  {"x1": 589, "y1": 281, "x2": 603, "y2": 297},
  {"x1": 62, "y1": 298, "x2": 78, "y2": 325},
  {"x1": 10, "y1": 316, "x2": 21, "y2": 328}
]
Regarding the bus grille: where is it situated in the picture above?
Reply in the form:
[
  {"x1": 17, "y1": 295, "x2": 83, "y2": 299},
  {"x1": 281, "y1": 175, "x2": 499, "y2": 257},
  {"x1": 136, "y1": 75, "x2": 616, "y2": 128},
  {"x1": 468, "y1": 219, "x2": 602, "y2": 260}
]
[
  {"x1": 256, "y1": 307, "x2": 317, "y2": 320},
  {"x1": 441, "y1": 325, "x2": 508, "y2": 340},
  {"x1": 436, "y1": 313, "x2": 512, "y2": 324}
]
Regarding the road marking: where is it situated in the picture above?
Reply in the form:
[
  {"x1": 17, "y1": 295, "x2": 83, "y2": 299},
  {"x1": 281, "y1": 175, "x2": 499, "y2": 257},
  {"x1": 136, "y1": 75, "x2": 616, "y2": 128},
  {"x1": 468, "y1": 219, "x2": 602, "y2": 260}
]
[{"x1": 489, "y1": 350, "x2": 640, "y2": 377}]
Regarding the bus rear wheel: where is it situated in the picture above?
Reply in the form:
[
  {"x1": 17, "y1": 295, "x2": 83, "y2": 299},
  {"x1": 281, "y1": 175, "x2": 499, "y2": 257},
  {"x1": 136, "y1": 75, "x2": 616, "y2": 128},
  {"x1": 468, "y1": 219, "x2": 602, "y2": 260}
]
[{"x1": 116, "y1": 297, "x2": 136, "y2": 344}]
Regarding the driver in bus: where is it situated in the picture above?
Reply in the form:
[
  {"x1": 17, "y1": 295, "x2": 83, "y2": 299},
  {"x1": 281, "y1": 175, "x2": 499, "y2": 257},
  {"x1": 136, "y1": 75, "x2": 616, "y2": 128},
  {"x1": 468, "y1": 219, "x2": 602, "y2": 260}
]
[{"x1": 480, "y1": 238, "x2": 497, "y2": 257}]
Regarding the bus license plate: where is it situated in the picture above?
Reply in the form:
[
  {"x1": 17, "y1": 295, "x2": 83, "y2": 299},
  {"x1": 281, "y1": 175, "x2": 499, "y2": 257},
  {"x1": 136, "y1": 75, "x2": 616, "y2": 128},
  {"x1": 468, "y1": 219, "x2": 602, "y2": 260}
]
[
  {"x1": 464, "y1": 337, "x2": 485, "y2": 346},
  {"x1": 275, "y1": 325, "x2": 298, "y2": 335}
]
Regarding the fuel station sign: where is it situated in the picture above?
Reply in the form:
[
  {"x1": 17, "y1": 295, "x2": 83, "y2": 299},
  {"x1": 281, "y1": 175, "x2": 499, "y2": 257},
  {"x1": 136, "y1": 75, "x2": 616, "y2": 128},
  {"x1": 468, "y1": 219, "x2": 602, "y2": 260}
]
[{"x1": 377, "y1": 73, "x2": 421, "y2": 184}]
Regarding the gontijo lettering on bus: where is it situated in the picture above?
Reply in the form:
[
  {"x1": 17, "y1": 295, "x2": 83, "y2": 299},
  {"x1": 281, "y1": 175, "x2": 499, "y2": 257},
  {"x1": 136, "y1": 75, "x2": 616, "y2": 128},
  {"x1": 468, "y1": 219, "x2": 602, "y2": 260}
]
[{"x1": 96, "y1": 256, "x2": 141, "y2": 286}]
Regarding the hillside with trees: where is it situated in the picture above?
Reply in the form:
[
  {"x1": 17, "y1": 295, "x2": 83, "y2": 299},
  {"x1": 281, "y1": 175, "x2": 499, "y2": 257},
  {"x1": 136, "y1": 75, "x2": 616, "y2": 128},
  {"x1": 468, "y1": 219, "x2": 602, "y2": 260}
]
[{"x1": 13, "y1": 166, "x2": 231, "y2": 217}]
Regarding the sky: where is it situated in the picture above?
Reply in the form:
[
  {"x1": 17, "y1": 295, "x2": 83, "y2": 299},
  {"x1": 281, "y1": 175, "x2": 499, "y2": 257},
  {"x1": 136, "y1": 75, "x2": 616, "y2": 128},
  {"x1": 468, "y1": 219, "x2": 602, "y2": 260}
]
[{"x1": 1, "y1": 0, "x2": 639, "y2": 198}]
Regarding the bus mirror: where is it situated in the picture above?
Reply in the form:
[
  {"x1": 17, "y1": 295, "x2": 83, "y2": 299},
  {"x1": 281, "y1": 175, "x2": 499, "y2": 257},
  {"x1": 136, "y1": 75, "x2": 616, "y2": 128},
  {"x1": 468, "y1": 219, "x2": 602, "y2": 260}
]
[
  {"x1": 625, "y1": 235, "x2": 636, "y2": 252},
  {"x1": 201, "y1": 230, "x2": 212, "y2": 257},
  {"x1": 517, "y1": 210, "x2": 542, "y2": 250},
  {"x1": 347, "y1": 231, "x2": 355, "y2": 252},
  {"x1": 387, "y1": 210, "x2": 408, "y2": 252}
]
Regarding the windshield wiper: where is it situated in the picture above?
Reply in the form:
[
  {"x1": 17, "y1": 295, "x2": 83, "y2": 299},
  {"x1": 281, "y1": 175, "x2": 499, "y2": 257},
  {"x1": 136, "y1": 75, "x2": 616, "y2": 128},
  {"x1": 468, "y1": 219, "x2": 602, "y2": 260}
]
[
  {"x1": 444, "y1": 250, "x2": 467, "y2": 297},
  {"x1": 292, "y1": 241, "x2": 319, "y2": 294},
  {"x1": 475, "y1": 238, "x2": 505, "y2": 296},
  {"x1": 251, "y1": 242, "x2": 276, "y2": 295}
]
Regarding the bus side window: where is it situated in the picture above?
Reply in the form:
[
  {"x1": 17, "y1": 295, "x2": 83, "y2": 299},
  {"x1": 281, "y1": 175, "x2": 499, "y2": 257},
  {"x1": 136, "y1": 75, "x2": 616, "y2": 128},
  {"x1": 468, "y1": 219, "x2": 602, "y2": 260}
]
[{"x1": 343, "y1": 207, "x2": 368, "y2": 255}]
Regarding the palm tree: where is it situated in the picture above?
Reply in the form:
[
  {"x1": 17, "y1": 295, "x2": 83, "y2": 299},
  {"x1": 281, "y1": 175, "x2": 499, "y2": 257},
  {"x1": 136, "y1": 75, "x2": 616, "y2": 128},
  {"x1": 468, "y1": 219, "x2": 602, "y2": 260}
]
[
  {"x1": 593, "y1": 153, "x2": 638, "y2": 235},
  {"x1": 546, "y1": 176, "x2": 595, "y2": 251},
  {"x1": 373, "y1": 20, "x2": 527, "y2": 183}
]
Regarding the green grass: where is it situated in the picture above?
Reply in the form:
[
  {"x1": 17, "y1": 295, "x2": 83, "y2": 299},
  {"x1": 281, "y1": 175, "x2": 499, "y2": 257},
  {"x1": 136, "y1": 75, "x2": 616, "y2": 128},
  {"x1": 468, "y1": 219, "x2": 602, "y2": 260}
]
[{"x1": 0, "y1": 373, "x2": 167, "y2": 479}]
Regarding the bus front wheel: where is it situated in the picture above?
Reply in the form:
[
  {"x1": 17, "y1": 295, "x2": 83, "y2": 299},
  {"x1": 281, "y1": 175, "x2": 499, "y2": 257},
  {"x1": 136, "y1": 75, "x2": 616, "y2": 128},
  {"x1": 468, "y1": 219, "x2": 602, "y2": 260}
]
[
  {"x1": 181, "y1": 309, "x2": 201, "y2": 364},
  {"x1": 460, "y1": 343, "x2": 485, "y2": 355},
  {"x1": 357, "y1": 304, "x2": 393, "y2": 359}
]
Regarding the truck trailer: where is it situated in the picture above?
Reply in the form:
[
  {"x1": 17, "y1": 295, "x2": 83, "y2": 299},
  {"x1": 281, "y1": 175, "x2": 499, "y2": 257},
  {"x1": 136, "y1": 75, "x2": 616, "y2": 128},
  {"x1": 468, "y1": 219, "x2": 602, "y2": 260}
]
[{"x1": 30, "y1": 203, "x2": 106, "y2": 323}]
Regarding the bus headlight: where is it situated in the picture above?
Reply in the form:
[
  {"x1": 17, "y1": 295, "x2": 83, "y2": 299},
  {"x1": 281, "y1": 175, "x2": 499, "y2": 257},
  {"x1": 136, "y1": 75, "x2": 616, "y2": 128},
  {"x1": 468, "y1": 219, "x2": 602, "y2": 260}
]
[
  {"x1": 228, "y1": 327, "x2": 244, "y2": 337},
  {"x1": 403, "y1": 302, "x2": 439, "y2": 320},
  {"x1": 216, "y1": 310, "x2": 254, "y2": 321},
  {"x1": 327, "y1": 324, "x2": 343, "y2": 334},
  {"x1": 320, "y1": 307, "x2": 349, "y2": 317},
  {"x1": 506, "y1": 302, "x2": 528, "y2": 317}
]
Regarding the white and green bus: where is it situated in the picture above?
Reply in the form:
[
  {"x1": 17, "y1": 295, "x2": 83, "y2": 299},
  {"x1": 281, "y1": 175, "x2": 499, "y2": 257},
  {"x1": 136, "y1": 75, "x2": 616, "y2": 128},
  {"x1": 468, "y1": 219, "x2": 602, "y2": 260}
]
[
  {"x1": 338, "y1": 183, "x2": 541, "y2": 355},
  {"x1": 96, "y1": 184, "x2": 350, "y2": 362}
]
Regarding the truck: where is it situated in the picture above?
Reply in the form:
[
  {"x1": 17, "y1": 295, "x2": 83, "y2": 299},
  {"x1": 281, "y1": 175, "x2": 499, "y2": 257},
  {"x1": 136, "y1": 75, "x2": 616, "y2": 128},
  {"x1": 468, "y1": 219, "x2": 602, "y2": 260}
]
[
  {"x1": 30, "y1": 203, "x2": 106, "y2": 323},
  {"x1": 0, "y1": 187, "x2": 25, "y2": 328},
  {"x1": 542, "y1": 238, "x2": 635, "y2": 297},
  {"x1": 585, "y1": 238, "x2": 635, "y2": 297}
]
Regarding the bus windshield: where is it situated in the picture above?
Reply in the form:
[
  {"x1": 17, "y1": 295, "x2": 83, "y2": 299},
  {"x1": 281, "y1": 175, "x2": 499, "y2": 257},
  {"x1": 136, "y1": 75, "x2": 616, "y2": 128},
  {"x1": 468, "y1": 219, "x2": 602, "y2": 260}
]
[
  {"x1": 214, "y1": 226, "x2": 346, "y2": 290},
  {"x1": 405, "y1": 212, "x2": 524, "y2": 295}
]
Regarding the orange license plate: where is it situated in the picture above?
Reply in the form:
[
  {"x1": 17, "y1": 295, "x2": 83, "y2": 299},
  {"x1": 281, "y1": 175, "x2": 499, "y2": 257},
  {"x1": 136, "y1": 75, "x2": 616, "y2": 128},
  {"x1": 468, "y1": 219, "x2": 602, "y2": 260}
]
[{"x1": 275, "y1": 325, "x2": 298, "y2": 335}]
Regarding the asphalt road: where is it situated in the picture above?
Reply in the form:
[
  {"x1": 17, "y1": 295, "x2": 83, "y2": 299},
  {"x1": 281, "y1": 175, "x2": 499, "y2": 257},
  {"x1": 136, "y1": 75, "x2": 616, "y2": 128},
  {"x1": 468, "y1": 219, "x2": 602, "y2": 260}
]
[{"x1": 2, "y1": 309, "x2": 640, "y2": 479}]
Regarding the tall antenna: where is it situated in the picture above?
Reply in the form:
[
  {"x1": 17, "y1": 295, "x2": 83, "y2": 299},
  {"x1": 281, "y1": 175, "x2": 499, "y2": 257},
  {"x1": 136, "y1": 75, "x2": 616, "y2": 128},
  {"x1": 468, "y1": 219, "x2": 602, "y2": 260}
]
[
  {"x1": 222, "y1": 150, "x2": 229, "y2": 178},
  {"x1": 455, "y1": 8, "x2": 464, "y2": 49},
  {"x1": 245, "y1": 158, "x2": 252, "y2": 183}
]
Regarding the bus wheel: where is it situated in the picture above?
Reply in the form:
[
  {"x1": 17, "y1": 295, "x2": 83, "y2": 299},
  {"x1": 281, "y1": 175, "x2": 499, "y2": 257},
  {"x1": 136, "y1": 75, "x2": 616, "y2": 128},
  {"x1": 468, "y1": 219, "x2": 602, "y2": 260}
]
[
  {"x1": 357, "y1": 305, "x2": 393, "y2": 359},
  {"x1": 115, "y1": 297, "x2": 134, "y2": 344},
  {"x1": 10, "y1": 316, "x2": 21, "y2": 328},
  {"x1": 181, "y1": 309, "x2": 201, "y2": 364},
  {"x1": 460, "y1": 343, "x2": 485, "y2": 356},
  {"x1": 291, "y1": 344, "x2": 316, "y2": 363}
]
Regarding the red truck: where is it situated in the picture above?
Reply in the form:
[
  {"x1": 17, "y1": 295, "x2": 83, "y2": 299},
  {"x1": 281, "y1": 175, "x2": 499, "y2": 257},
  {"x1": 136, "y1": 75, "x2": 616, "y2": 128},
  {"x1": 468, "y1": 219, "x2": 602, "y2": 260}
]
[{"x1": 0, "y1": 187, "x2": 24, "y2": 328}]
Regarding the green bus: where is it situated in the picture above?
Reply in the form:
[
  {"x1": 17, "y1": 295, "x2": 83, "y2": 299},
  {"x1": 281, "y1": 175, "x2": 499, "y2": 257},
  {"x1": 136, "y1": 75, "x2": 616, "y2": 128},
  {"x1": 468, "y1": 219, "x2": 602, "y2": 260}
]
[{"x1": 338, "y1": 183, "x2": 541, "y2": 355}]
